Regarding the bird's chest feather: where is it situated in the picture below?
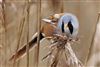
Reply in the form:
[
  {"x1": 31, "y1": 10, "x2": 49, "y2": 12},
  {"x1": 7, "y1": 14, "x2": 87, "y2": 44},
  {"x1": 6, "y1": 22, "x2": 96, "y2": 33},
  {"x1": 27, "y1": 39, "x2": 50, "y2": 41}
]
[{"x1": 42, "y1": 23, "x2": 57, "y2": 37}]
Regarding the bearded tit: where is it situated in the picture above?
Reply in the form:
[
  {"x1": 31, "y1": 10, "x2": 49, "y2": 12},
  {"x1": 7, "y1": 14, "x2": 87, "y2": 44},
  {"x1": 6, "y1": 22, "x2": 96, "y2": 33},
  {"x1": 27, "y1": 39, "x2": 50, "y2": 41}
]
[
  {"x1": 10, "y1": 13, "x2": 79, "y2": 61},
  {"x1": 57, "y1": 13, "x2": 79, "y2": 39}
]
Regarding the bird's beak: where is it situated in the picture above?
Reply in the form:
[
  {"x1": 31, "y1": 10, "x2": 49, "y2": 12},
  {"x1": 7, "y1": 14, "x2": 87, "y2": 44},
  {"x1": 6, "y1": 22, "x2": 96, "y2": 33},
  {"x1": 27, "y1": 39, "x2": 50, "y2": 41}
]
[{"x1": 64, "y1": 23, "x2": 69, "y2": 30}]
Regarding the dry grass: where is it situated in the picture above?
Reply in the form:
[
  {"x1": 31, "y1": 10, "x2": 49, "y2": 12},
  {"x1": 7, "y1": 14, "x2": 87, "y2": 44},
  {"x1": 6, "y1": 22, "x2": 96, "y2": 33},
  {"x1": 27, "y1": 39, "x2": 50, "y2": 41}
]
[
  {"x1": 0, "y1": 0, "x2": 100, "y2": 67},
  {"x1": 34, "y1": 0, "x2": 41, "y2": 67},
  {"x1": 41, "y1": 29, "x2": 83, "y2": 67},
  {"x1": 1, "y1": 1, "x2": 7, "y2": 67}
]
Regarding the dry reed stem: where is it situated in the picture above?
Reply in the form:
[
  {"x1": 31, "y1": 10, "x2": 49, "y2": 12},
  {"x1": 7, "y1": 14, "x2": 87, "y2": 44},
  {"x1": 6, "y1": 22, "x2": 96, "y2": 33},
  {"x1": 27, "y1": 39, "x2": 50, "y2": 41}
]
[
  {"x1": 60, "y1": 0, "x2": 64, "y2": 13},
  {"x1": 1, "y1": 0, "x2": 7, "y2": 67},
  {"x1": 26, "y1": 0, "x2": 30, "y2": 67},
  {"x1": 85, "y1": 13, "x2": 100, "y2": 66},
  {"x1": 12, "y1": 5, "x2": 26, "y2": 67},
  {"x1": 34, "y1": 0, "x2": 41, "y2": 67}
]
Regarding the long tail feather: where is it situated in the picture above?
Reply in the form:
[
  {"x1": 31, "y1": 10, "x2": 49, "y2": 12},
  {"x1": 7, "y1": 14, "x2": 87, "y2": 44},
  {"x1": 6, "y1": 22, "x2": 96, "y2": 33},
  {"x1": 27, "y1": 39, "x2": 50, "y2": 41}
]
[{"x1": 9, "y1": 32, "x2": 44, "y2": 61}]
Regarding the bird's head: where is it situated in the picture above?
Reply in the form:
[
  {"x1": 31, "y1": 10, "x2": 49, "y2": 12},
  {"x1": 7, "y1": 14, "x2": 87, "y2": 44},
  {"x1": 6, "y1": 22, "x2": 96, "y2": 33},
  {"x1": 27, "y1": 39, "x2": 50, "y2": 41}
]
[
  {"x1": 57, "y1": 13, "x2": 79, "y2": 38},
  {"x1": 42, "y1": 13, "x2": 79, "y2": 39}
]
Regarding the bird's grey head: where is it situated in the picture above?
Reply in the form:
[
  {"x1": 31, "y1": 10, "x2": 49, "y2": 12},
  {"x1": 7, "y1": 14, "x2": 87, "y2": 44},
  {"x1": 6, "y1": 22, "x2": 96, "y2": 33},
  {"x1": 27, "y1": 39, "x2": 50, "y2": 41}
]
[{"x1": 57, "y1": 13, "x2": 79, "y2": 38}]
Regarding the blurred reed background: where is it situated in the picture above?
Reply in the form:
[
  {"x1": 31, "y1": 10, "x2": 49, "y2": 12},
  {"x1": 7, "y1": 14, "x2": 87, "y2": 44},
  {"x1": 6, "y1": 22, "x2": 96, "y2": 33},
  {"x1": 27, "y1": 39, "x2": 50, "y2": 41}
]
[{"x1": 0, "y1": 0, "x2": 100, "y2": 67}]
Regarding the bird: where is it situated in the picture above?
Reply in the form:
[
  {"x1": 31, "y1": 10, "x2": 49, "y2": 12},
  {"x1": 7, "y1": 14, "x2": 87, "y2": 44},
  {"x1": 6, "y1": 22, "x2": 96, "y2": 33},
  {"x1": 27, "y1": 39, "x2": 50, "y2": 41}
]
[
  {"x1": 9, "y1": 13, "x2": 79, "y2": 61},
  {"x1": 57, "y1": 13, "x2": 79, "y2": 39}
]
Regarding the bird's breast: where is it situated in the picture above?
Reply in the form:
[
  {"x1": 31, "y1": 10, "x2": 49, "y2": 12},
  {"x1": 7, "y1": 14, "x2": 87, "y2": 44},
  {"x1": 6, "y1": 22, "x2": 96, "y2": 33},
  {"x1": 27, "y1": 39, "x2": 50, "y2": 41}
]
[{"x1": 42, "y1": 23, "x2": 57, "y2": 38}]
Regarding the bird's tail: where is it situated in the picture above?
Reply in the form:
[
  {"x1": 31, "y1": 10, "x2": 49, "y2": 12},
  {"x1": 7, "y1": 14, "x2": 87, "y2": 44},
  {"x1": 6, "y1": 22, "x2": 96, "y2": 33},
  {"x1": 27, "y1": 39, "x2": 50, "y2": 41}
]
[{"x1": 9, "y1": 32, "x2": 44, "y2": 61}]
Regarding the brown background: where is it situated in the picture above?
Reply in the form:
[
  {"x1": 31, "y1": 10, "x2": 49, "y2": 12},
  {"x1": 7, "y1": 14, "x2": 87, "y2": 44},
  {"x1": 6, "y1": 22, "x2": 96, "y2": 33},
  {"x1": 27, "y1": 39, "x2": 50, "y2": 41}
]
[{"x1": 0, "y1": 0, "x2": 100, "y2": 67}]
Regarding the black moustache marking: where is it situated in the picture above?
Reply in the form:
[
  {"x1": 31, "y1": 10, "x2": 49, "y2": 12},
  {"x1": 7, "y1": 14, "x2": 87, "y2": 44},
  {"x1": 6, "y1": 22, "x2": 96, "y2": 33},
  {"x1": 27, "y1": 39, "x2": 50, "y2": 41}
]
[
  {"x1": 68, "y1": 21, "x2": 73, "y2": 34},
  {"x1": 61, "y1": 21, "x2": 65, "y2": 33}
]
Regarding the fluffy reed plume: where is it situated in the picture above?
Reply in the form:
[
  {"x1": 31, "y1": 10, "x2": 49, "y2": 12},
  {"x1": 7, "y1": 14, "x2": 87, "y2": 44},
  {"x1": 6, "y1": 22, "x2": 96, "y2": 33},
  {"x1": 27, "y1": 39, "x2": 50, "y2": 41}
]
[{"x1": 42, "y1": 34, "x2": 83, "y2": 67}]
